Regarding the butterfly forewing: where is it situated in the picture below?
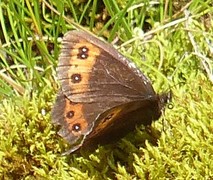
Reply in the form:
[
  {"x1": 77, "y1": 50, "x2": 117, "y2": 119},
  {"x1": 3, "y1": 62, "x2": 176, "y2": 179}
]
[{"x1": 57, "y1": 30, "x2": 156, "y2": 104}]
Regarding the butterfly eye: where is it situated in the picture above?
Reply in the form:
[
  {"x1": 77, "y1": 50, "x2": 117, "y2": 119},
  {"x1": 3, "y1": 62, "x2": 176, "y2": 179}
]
[
  {"x1": 72, "y1": 123, "x2": 81, "y2": 132},
  {"x1": 71, "y1": 73, "x2": 82, "y2": 83},
  {"x1": 77, "y1": 46, "x2": 89, "y2": 59},
  {"x1": 66, "y1": 110, "x2": 74, "y2": 118}
]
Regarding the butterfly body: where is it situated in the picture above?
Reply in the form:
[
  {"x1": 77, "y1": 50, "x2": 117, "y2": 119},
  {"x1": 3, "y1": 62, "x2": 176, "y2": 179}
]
[{"x1": 52, "y1": 30, "x2": 170, "y2": 154}]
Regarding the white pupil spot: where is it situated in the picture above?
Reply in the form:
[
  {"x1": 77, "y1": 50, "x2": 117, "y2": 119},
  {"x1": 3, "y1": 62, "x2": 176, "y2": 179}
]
[
  {"x1": 72, "y1": 123, "x2": 81, "y2": 132},
  {"x1": 81, "y1": 54, "x2": 86, "y2": 58},
  {"x1": 82, "y1": 47, "x2": 87, "y2": 52},
  {"x1": 75, "y1": 76, "x2": 80, "y2": 81},
  {"x1": 75, "y1": 125, "x2": 80, "y2": 130}
]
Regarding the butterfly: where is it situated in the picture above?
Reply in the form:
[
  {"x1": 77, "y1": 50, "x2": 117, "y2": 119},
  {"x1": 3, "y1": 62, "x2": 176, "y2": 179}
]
[{"x1": 52, "y1": 30, "x2": 171, "y2": 154}]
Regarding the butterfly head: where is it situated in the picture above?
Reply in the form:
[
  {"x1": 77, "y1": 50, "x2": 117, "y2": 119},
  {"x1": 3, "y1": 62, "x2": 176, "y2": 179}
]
[{"x1": 159, "y1": 90, "x2": 173, "y2": 110}]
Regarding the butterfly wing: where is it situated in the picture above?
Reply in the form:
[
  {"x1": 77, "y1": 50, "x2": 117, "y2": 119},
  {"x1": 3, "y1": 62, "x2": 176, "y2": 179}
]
[
  {"x1": 82, "y1": 91, "x2": 171, "y2": 148},
  {"x1": 57, "y1": 30, "x2": 156, "y2": 103},
  {"x1": 52, "y1": 30, "x2": 167, "y2": 153}
]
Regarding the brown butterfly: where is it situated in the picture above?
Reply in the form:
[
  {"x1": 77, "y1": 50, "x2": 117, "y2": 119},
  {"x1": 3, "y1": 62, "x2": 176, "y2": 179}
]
[{"x1": 52, "y1": 30, "x2": 171, "y2": 154}]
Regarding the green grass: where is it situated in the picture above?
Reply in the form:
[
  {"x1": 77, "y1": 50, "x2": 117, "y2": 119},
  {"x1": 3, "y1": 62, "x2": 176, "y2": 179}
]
[{"x1": 0, "y1": 0, "x2": 213, "y2": 179}]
